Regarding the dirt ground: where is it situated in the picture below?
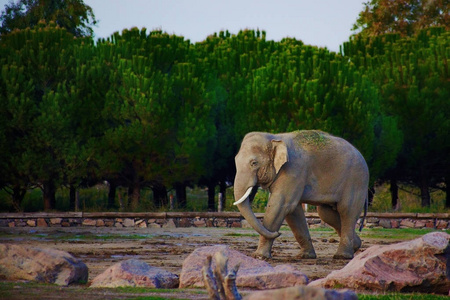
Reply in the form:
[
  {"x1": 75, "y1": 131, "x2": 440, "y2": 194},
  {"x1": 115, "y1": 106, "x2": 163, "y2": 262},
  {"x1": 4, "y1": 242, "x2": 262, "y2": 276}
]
[{"x1": 0, "y1": 225, "x2": 404, "y2": 299}]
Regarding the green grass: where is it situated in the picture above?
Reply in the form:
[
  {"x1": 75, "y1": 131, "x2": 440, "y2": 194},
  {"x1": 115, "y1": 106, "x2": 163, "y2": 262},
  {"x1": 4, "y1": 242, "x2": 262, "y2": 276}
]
[
  {"x1": 307, "y1": 227, "x2": 449, "y2": 240},
  {"x1": 0, "y1": 282, "x2": 202, "y2": 300},
  {"x1": 358, "y1": 227, "x2": 449, "y2": 240},
  {"x1": 358, "y1": 293, "x2": 449, "y2": 300},
  {"x1": 223, "y1": 232, "x2": 259, "y2": 237}
]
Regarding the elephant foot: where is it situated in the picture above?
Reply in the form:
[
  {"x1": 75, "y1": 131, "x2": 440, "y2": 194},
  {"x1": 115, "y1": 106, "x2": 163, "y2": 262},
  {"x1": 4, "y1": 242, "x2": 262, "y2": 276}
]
[
  {"x1": 252, "y1": 252, "x2": 272, "y2": 260},
  {"x1": 333, "y1": 251, "x2": 354, "y2": 260},
  {"x1": 252, "y1": 250, "x2": 272, "y2": 260},
  {"x1": 298, "y1": 249, "x2": 317, "y2": 259}
]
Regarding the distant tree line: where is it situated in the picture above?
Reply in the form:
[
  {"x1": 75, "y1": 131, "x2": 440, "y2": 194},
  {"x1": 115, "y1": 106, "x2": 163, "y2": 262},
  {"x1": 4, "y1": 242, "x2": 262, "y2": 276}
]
[{"x1": 0, "y1": 0, "x2": 448, "y2": 211}]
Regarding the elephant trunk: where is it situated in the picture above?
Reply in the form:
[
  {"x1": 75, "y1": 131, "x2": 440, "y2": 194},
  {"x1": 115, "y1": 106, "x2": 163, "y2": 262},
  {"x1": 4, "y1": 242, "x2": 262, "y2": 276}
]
[{"x1": 233, "y1": 186, "x2": 280, "y2": 240}]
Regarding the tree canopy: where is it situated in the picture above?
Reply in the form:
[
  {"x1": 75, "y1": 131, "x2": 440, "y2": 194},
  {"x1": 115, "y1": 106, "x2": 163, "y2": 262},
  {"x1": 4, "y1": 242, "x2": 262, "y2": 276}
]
[
  {"x1": 0, "y1": 1, "x2": 448, "y2": 212},
  {"x1": 0, "y1": 0, "x2": 97, "y2": 37},
  {"x1": 353, "y1": 0, "x2": 449, "y2": 37}
]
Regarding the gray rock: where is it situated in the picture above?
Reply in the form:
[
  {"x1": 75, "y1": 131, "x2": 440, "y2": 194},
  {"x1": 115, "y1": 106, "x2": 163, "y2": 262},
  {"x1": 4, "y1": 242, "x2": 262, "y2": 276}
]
[
  {"x1": 309, "y1": 232, "x2": 450, "y2": 294},
  {"x1": 245, "y1": 285, "x2": 357, "y2": 300},
  {"x1": 379, "y1": 219, "x2": 392, "y2": 228},
  {"x1": 180, "y1": 245, "x2": 308, "y2": 289},
  {"x1": 0, "y1": 243, "x2": 88, "y2": 286},
  {"x1": 90, "y1": 259, "x2": 179, "y2": 288}
]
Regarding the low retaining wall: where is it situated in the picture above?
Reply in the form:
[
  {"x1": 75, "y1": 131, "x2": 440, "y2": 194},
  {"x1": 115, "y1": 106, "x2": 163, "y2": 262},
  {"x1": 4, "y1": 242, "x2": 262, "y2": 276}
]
[{"x1": 1, "y1": 212, "x2": 450, "y2": 230}]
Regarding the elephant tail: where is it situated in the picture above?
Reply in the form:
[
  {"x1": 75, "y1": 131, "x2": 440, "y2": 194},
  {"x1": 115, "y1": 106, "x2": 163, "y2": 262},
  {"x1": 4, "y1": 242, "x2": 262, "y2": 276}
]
[{"x1": 359, "y1": 195, "x2": 368, "y2": 232}]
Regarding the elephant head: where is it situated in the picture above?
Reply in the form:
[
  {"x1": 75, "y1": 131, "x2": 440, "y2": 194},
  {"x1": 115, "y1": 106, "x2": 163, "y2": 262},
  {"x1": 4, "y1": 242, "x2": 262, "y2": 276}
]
[{"x1": 233, "y1": 132, "x2": 288, "y2": 239}]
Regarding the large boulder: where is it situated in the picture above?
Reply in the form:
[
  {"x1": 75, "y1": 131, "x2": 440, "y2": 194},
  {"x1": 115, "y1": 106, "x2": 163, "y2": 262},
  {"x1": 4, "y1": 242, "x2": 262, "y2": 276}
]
[
  {"x1": 245, "y1": 285, "x2": 357, "y2": 300},
  {"x1": 180, "y1": 245, "x2": 308, "y2": 289},
  {"x1": 310, "y1": 232, "x2": 450, "y2": 294},
  {"x1": 0, "y1": 243, "x2": 88, "y2": 286},
  {"x1": 90, "y1": 259, "x2": 179, "y2": 288}
]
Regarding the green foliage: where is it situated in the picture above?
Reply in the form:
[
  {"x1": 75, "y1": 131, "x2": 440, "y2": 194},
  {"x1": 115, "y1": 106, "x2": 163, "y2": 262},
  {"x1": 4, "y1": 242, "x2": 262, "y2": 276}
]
[
  {"x1": 0, "y1": 23, "x2": 447, "y2": 211},
  {"x1": 0, "y1": 0, "x2": 97, "y2": 37},
  {"x1": 343, "y1": 27, "x2": 450, "y2": 206},
  {"x1": 371, "y1": 183, "x2": 449, "y2": 213},
  {"x1": 352, "y1": 0, "x2": 449, "y2": 38},
  {"x1": 358, "y1": 293, "x2": 449, "y2": 300}
]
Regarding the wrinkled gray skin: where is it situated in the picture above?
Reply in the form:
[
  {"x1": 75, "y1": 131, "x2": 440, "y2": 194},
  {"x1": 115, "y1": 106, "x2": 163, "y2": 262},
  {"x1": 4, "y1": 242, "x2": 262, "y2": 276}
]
[{"x1": 233, "y1": 130, "x2": 369, "y2": 259}]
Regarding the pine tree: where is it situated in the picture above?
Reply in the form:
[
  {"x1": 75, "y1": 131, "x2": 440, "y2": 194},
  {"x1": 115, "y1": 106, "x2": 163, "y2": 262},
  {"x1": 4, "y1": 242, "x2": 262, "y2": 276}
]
[{"x1": 343, "y1": 28, "x2": 449, "y2": 207}]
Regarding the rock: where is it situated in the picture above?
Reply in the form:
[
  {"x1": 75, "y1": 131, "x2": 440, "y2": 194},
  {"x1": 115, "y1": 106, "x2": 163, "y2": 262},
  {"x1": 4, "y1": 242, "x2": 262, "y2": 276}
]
[
  {"x1": 310, "y1": 232, "x2": 450, "y2": 294},
  {"x1": 90, "y1": 259, "x2": 179, "y2": 288},
  {"x1": 399, "y1": 219, "x2": 415, "y2": 228},
  {"x1": 82, "y1": 219, "x2": 96, "y2": 226},
  {"x1": 0, "y1": 244, "x2": 88, "y2": 286},
  {"x1": 163, "y1": 219, "x2": 176, "y2": 228},
  {"x1": 123, "y1": 218, "x2": 135, "y2": 227},
  {"x1": 379, "y1": 219, "x2": 391, "y2": 228},
  {"x1": 241, "y1": 220, "x2": 251, "y2": 229},
  {"x1": 37, "y1": 218, "x2": 47, "y2": 227},
  {"x1": 26, "y1": 220, "x2": 36, "y2": 227},
  {"x1": 180, "y1": 245, "x2": 308, "y2": 289},
  {"x1": 245, "y1": 285, "x2": 357, "y2": 300},
  {"x1": 50, "y1": 218, "x2": 62, "y2": 225}
]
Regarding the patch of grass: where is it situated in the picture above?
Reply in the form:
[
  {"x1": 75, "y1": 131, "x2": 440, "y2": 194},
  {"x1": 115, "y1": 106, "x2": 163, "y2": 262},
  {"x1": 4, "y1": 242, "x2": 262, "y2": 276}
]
[
  {"x1": 223, "y1": 232, "x2": 259, "y2": 237},
  {"x1": 0, "y1": 282, "x2": 203, "y2": 300},
  {"x1": 359, "y1": 293, "x2": 449, "y2": 300},
  {"x1": 307, "y1": 227, "x2": 448, "y2": 240},
  {"x1": 359, "y1": 227, "x2": 448, "y2": 240}
]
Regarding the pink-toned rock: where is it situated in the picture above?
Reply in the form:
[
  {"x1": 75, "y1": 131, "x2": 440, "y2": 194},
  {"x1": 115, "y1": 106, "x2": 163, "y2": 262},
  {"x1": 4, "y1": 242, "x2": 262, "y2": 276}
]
[
  {"x1": 310, "y1": 232, "x2": 450, "y2": 294},
  {"x1": 245, "y1": 285, "x2": 357, "y2": 300},
  {"x1": 180, "y1": 245, "x2": 308, "y2": 289},
  {"x1": 90, "y1": 259, "x2": 179, "y2": 288},
  {"x1": 0, "y1": 244, "x2": 88, "y2": 286},
  {"x1": 37, "y1": 218, "x2": 47, "y2": 227},
  {"x1": 82, "y1": 219, "x2": 96, "y2": 226}
]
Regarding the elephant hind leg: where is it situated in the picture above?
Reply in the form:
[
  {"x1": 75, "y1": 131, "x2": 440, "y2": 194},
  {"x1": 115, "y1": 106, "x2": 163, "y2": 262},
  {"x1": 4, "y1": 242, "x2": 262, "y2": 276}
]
[
  {"x1": 317, "y1": 204, "x2": 341, "y2": 234},
  {"x1": 318, "y1": 205, "x2": 360, "y2": 259}
]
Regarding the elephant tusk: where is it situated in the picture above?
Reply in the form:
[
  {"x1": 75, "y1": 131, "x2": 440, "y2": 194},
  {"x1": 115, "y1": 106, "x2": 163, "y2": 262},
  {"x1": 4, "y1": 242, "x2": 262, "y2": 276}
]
[{"x1": 233, "y1": 187, "x2": 253, "y2": 205}]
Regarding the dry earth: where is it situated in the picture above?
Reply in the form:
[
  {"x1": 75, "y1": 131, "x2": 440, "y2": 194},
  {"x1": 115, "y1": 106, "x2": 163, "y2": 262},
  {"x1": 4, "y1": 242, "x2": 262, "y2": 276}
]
[{"x1": 0, "y1": 225, "x2": 405, "y2": 299}]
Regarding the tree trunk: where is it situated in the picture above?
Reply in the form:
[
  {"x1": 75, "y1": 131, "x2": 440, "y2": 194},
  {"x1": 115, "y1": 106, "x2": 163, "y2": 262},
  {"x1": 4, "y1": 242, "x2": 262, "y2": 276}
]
[
  {"x1": 43, "y1": 181, "x2": 56, "y2": 211},
  {"x1": 390, "y1": 178, "x2": 399, "y2": 209},
  {"x1": 368, "y1": 186, "x2": 375, "y2": 207},
  {"x1": 107, "y1": 181, "x2": 117, "y2": 209},
  {"x1": 175, "y1": 183, "x2": 187, "y2": 209},
  {"x1": 445, "y1": 175, "x2": 450, "y2": 208},
  {"x1": 69, "y1": 185, "x2": 76, "y2": 211},
  {"x1": 208, "y1": 182, "x2": 216, "y2": 211},
  {"x1": 219, "y1": 181, "x2": 227, "y2": 211},
  {"x1": 152, "y1": 183, "x2": 168, "y2": 208},
  {"x1": 74, "y1": 189, "x2": 79, "y2": 212},
  {"x1": 128, "y1": 180, "x2": 141, "y2": 211},
  {"x1": 420, "y1": 176, "x2": 431, "y2": 207},
  {"x1": 12, "y1": 185, "x2": 26, "y2": 212}
]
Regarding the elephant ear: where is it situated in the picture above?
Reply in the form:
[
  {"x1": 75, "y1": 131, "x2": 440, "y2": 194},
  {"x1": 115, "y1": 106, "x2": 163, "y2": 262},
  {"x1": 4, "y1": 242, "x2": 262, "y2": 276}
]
[{"x1": 271, "y1": 139, "x2": 289, "y2": 174}]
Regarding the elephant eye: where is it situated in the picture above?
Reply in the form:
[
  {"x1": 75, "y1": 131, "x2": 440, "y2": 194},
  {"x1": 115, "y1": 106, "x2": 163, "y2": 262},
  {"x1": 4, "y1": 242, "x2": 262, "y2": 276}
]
[{"x1": 250, "y1": 160, "x2": 258, "y2": 167}]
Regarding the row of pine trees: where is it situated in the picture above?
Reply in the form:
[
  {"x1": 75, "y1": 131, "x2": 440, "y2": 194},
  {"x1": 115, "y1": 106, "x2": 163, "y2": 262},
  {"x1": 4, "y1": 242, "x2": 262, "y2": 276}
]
[{"x1": 0, "y1": 23, "x2": 448, "y2": 211}]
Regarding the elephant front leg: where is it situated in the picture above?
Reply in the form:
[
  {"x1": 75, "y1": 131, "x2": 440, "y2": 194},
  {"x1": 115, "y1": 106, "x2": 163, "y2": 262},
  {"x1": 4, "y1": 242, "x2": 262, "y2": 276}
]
[
  {"x1": 253, "y1": 193, "x2": 289, "y2": 259},
  {"x1": 286, "y1": 205, "x2": 316, "y2": 259}
]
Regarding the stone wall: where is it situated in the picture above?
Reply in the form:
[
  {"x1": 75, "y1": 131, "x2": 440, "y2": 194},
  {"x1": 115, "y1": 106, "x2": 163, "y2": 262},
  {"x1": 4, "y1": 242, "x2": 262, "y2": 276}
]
[{"x1": 1, "y1": 212, "x2": 449, "y2": 230}]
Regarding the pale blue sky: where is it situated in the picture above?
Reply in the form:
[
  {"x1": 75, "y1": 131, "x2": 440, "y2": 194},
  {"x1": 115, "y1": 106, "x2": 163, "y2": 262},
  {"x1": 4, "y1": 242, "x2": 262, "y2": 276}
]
[{"x1": 1, "y1": 0, "x2": 367, "y2": 52}]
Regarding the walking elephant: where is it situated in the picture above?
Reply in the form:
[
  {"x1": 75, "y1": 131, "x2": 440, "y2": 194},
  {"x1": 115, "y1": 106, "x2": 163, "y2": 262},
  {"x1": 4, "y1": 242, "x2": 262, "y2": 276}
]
[{"x1": 233, "y1": 130, "x2": 369, "y2": 259}]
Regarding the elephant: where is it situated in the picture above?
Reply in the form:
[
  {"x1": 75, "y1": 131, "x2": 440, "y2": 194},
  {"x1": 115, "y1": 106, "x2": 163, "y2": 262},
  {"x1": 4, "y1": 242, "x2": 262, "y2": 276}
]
[{"x1": 233, "y1": 130, "x2": 369, "y2": 259}]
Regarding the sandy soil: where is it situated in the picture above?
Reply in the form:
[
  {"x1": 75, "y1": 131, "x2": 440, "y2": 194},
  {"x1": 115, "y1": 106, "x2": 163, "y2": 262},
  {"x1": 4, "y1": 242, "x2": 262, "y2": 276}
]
[{"x1": 0, "y1": 225, "x2": 400, "y2": 299}]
